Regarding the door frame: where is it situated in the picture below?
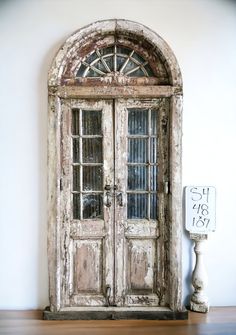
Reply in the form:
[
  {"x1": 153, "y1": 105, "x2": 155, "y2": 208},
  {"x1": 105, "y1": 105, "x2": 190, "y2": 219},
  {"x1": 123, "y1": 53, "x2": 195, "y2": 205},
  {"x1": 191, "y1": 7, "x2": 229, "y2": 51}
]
[{"x1": 47, "y1": 19, "x2": 184, "y2": 317}]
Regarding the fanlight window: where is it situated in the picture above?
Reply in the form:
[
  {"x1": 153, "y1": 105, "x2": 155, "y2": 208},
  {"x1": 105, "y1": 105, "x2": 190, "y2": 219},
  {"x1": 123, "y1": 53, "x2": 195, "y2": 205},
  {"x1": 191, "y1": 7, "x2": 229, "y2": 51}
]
[{"x1": 76, "y1": 45, "x2": 155, "y2": 78}]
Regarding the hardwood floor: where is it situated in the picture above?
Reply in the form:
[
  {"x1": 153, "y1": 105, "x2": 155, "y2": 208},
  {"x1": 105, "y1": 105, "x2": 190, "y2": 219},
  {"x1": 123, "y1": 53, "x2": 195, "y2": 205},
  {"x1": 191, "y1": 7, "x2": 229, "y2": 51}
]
[{"x1": 0, "y1": 307, "x2": 236, "y2": 335}]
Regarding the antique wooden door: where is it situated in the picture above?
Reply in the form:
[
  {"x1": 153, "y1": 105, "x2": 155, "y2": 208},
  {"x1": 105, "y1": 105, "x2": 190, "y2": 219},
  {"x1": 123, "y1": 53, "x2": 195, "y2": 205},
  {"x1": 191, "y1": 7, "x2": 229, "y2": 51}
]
[{"x1": 60, "y1": 97, "x2": 169, "y2": 308}]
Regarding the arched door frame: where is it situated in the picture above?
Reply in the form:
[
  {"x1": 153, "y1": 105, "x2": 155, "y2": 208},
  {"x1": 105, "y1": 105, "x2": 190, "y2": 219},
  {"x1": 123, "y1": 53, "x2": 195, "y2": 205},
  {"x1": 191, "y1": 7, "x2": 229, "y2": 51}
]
[{"x1": 47, "y1": 19, "x2": 184, "y2": 317}]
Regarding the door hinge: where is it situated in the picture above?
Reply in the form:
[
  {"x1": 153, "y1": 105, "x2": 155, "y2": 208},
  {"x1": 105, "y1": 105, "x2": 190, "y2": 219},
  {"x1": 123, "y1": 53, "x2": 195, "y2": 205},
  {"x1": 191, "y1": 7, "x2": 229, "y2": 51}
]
[
  {"x1": 164, "y1": 181, "x2": 169, "y2": 194},
  {"x1": 60, "y1": 178, "x2": 63, "y2": 191}
]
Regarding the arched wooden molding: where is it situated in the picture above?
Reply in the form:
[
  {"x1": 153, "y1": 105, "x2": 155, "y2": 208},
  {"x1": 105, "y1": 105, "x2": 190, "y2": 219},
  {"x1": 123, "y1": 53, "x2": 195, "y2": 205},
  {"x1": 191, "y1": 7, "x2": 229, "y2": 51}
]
[
  {"x1": 46, "y1": 19, "x2": 185, "y2": 319},
  {"x1": 49, "y1": 19, "x2": 182, "y2": 88}
]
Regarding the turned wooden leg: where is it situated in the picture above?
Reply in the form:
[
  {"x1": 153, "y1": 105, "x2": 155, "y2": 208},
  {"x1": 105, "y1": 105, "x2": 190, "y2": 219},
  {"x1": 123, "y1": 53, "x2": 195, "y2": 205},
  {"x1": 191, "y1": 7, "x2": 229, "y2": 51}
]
[{"x1": 190, "y1": 233, "x2": 209, "y2": 313}]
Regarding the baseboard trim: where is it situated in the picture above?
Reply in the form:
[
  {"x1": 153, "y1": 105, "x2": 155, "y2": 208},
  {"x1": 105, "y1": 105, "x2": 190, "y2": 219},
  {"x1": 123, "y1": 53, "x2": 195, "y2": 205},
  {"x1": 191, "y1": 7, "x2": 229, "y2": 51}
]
[{"x1": 43, "y1": 307, "x2": 188, "y2": 320}]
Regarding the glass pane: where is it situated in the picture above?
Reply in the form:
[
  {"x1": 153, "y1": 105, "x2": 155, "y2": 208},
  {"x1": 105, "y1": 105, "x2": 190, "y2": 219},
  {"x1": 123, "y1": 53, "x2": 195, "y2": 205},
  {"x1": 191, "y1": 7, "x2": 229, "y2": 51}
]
[
  {"x1": 83, "y1": 166, "x2": 103, "y2": 191},
  {"x1": 76, "y1": 64, "x2": 86, "y2": 77},
  {"x1": 73, "y1": 138, "x2": 80, "y2": 163},
  {"x1": 150, "y1": 165, "x2": 158, "y2": 191},
  {"x1": 151, "y1": 110, "x2": 158, "y2": 135},
  {"x1": 82, "y1": 110, "x2": 101, "y2": 135},
  {"x1": 100, "y1": 47, "x2": 113, "y2": 56},
  {"x1": 128, "y1": 109, "x2": 148, "y2": 135},
  {"x1": 128, "y1": 138, "x2": 147, "y2": 163},
  {"x1": 82, "y1": 138, "x2": 103, "y2": 163},
  {"x1": 145, "y1": 64, "x2": 154, "y2": 77},
  {"x1": 103, "y1": 55, "x2": 113, "y2": 72},
  {"x1": 150, "y1": 194, "x2": 158, "y2": 220},
  {"x1": 73, "y1": 166, "x2": 80, "y2": 191},
  {"x1": 127, "y1": 194, "x2": 148, "y2": 219},
  {"x1": 94, "y1": 60, "x2": 107, "y2": 73},
  {"x1": 128, "y1": 166, "x2": 147, "y2": 190},
  {"x1": 150, "y1": 138, "x2": 158, "y2": 164},
  {"x1": 117, "y1": 56, "x2": 126, "y2": 71},
  {"x1": 86, "y1": 51, "x2": 97, "y2": 64},
  {"x1": 117, "y1": 46, "x2": 131, "y2": 56},
  {"x1": 72, "y1": 109, "x2": 80, "y2": 135},
  {"x1": 132, "y1": 52, "x2": 145, "y2": 64},
  {"x1": 86, "y1": 69, "x2": 100, "y2": 77},
  {"x1": 123, "y1": 59, "x2": 139, "y2": 74},
  {"x1": 73, "y1": 194, "x2": 80, "y2": 220},
  {"x1": 82, "y1": 194, "x2": 103, "y2": 219},
  {"x1": 128, "y1": 68, "x2": 145, "y2": 77}
]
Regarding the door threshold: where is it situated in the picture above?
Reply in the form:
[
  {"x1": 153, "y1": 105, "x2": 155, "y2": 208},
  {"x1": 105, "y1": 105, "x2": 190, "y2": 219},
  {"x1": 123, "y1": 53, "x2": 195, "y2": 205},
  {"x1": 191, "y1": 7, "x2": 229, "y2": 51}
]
[{"x1": 43, "y1": 306, "x2": 188, "y2": 320}]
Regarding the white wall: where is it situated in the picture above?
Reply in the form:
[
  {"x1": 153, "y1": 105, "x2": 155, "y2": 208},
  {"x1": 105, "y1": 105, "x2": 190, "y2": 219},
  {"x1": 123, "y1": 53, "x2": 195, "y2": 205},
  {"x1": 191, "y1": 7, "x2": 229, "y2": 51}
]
[{"x1": 0, "y1": 0, "x2": 236, "y2": 309}]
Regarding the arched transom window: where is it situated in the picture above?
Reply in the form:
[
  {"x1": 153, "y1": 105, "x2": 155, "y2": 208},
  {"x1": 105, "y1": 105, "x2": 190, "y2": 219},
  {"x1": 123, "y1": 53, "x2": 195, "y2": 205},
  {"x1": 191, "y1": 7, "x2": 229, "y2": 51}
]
[{"x1": 76, "y1": 45, "x2": 154, "y2": 78}]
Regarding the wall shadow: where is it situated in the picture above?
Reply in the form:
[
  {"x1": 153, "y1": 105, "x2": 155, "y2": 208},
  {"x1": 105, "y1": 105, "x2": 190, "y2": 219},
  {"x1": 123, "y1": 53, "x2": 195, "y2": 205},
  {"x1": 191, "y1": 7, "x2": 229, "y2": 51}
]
[
  {"x1": 182, "y1": 186, "x2": 194, "y2": 308},
  {"x1": 36, "y1": 38, "x2": 65, "y2": 309}
]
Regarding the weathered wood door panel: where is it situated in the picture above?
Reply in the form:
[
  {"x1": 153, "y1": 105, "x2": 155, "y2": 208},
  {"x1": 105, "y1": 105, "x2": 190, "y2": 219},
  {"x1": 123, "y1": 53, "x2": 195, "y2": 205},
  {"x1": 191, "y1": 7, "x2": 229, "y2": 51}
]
[
  {"x1": 61, "y1": 99, "x2": 114, "y2": 307},
  {"x1": 60, "y1": 98, "x2": 169, "y2": 308},
  {"x1": 115, "y1": 99, "x2": 169, "y2": 307}
]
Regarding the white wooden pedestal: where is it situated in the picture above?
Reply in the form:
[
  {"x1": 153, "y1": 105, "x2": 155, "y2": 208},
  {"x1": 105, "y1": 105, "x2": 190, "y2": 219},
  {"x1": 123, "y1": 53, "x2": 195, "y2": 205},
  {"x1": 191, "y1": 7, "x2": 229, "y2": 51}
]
[{"x1": 190, "y1": 233, "x2": 209, "y2": 313}]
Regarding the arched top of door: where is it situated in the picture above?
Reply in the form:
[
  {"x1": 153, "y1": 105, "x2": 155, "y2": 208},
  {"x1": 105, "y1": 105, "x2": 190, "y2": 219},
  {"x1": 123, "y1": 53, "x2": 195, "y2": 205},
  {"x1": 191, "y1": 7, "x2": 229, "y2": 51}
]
[{"x1": 49, "y1": 19, "x2": 182, "y2": 90}]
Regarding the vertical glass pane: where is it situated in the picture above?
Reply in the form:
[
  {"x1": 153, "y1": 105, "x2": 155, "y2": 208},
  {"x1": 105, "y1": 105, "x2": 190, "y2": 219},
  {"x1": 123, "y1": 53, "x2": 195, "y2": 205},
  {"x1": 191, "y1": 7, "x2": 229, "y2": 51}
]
[
  {"x1": 127, "y1": 194, "x2": 148, "y2": 219},
  {"x1": 83, "y1": 166, "x2": 103, "y2": 191},
  {"x1": 73, "y1": 138, "x2": 80, "y2": 163},
  {"x1": 151, "y1": 110, "x2": 158, "y2": 135},
  {"x1": 73, "y1": 194, "x2": 80, "y2": 220},
  {"x1": 128, "y1": 166, "x2": 147, "y2": 190},
  {"x1": 150, "y1": 194, "x2": 158, "y2": 220},
  {"x1": 72, "y1": 109, "x2": 80, "y2": 135},
  {"x1": 82, "y1": 110, "x2": 101, "y2": 135},
  {"x1": 73, "y1": 166, "x2": 80, "y2": 191},
  {"x1": 145, "y1": 64, "x2": 154, "y2": 77},
  {"x1": 150, "y1": 138, "x2": 158, "y2": 164},
  {"x1": 128, "y1": 109, "x2": 148, "y2": 135},
  {"x1": 86, "y1": 51, "x2": 97, "y2": 64},
  {"x1": 103, "y1": 55, "x2": 113, "y2": 72},
  {"x1": 82, "y1": 138, "x2": 103, "y2": 163},
  {"x1": 128, "y1": 139, "x2": 147, "y2": 163},
  {"x1": 82, "y1": 194, "x2": 103, "y2": 219},
  {"x1": 124, "y1": 60, "x2": 138, "y2": 75},
  {"x1": 117, "y1": 56, "x2": 127, "y2": 71},
  {"x1": 95, "y1": 60, "x2": 107, "y2": 73},
  {"x1": 76, "y1": 64, "x2": 87, "y2": 77},
  {"x1": 150, "y1": 166, "x2": 158, "y2": 191}
]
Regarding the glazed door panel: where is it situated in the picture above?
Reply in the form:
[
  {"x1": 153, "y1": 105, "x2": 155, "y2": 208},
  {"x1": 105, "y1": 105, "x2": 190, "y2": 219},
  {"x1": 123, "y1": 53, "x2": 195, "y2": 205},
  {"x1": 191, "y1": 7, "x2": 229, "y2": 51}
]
[
  {"x1": 115, "y1": 99, "x2": 169, "y2": 307},
  {"x1": 60, "y1": 98, "x2": 169, "y2": 308},
  {"x1": 61, "y1": 99, "x2": 114, "y2": 307}
]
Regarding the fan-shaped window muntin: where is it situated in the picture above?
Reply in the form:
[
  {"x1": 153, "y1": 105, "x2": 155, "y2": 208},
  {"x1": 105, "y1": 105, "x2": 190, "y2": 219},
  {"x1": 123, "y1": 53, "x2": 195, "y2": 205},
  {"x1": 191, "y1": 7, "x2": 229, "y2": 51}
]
[{"x1": 76, "y1": 45, "x2": 155, "y2": 78}]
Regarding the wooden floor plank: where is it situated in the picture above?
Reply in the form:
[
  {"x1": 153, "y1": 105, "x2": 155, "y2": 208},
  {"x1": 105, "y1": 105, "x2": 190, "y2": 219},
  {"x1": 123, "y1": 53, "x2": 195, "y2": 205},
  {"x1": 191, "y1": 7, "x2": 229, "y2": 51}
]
[{"x1": 0, "y1": 308, "x2": 236, "y2": 335}]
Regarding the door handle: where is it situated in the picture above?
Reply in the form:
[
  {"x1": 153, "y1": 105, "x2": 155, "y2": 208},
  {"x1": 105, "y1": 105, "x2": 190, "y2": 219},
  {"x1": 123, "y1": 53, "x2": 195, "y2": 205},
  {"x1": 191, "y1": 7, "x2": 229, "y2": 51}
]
[
  {"x1": 104, "y1": 185, "x2": 112, "y2": 207},
  {"x1": 116, "y1": 192, "x2": 123, "y2": 207}
]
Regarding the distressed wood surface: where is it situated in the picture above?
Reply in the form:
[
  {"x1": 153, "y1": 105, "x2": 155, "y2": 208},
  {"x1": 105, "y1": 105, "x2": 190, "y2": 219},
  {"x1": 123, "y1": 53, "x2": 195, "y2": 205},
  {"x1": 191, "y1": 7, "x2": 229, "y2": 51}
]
[
  {"x1": 53, "y1": 85, "x2": 182, "y2": 99},
  {"x1": 47, "y1": 19, "x2": 184, "y2": 317}
]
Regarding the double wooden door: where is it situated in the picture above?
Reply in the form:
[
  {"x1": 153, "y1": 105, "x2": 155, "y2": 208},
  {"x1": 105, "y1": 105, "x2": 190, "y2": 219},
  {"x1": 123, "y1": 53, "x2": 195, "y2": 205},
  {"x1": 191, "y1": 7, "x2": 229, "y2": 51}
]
[{"x1": 60, "y1": 98, "x2": 169, "y2": 309}]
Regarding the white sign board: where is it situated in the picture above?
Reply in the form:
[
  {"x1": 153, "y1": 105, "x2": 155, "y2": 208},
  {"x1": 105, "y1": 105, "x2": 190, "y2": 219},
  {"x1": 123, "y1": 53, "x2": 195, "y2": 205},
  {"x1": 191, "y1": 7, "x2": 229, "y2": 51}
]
[{"x1": 185, "y1": 186, "x2": 216, "y2": 234}]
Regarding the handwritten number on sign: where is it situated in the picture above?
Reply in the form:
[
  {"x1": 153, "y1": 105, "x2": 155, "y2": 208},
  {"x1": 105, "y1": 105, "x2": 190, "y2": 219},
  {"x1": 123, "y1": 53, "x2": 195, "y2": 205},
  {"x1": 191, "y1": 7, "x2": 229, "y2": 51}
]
[
  {"x1": 192, "y1": 203, "x2": 209, "y2": 216},
  {"x1": 185, "y1": 186, "x2": 215, "y2": 233}
]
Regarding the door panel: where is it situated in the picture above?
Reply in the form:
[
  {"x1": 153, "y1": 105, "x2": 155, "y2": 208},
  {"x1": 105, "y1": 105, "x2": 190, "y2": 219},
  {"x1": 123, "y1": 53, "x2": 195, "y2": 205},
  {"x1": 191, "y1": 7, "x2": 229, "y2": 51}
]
[
  {"x1": 61, "y1": 99, "x2": 114, "y2": 307},
  {"x1": 115, "y1": 99, "x2": 169, "y2": 307}
]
